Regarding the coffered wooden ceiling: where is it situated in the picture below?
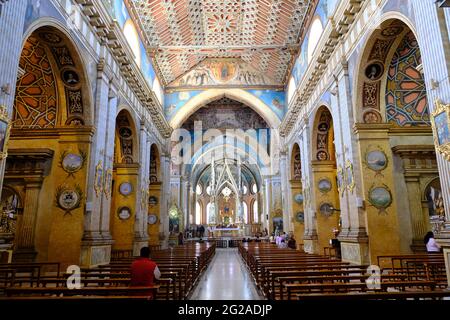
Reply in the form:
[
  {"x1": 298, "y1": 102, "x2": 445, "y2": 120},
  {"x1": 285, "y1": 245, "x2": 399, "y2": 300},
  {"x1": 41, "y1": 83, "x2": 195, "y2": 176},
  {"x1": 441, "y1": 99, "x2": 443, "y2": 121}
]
[{"x1": 127, "y1": 0, "x2": 315, "y2": 87}]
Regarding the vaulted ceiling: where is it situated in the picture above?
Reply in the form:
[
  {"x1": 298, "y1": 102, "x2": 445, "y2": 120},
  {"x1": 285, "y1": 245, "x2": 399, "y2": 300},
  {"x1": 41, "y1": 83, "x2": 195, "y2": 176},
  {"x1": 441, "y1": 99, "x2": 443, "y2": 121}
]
[{"x1": 127, "y1": 0, "x2": 315, "y2": 86}]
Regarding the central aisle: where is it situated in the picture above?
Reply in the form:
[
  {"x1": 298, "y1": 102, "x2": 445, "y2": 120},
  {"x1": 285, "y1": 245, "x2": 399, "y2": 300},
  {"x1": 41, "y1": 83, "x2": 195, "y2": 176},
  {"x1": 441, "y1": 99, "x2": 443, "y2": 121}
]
[{"x1": 189, "y1": 248, "x2": 265, "y2": 300}]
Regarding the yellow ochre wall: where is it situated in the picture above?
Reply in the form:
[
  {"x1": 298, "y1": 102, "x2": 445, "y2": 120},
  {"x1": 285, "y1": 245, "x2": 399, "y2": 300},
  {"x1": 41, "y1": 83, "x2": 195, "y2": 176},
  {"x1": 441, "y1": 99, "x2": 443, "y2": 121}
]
[
  {"x1": 110, "y1": 164, "x2": 139, "y2": 251},
  {"x1": 148, "y1": 183, "x2": 161, "y2": 246}
]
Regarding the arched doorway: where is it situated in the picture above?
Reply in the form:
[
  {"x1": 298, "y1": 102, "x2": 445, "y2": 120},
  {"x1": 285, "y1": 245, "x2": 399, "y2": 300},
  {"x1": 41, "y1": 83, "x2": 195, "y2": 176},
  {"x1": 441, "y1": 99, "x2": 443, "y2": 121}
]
[{"x1": 2, "y1": 26, "x2": 93, "y2": 264}]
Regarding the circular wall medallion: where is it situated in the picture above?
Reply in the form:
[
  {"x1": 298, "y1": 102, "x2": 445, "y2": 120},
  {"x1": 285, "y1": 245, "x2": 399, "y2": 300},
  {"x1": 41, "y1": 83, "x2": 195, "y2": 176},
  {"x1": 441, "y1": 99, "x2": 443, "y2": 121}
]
[
  {"x1": 363, "y1": 110, "x2": 382, "y2": 124},
  {"x1": 318, "y1": 122, "x2": 329, "y2": 133},
  {"x1": 61, "y1": 69, "x2": 80, "y2": 86},
  {"x1": 366, "y1": 150, "x2": 388, "y2": 172},
  {"x1": 365, "y1": 62, "x2": 384, "y2": 81},
  {"x1": 318, "y1": 178, "x2": 332, "y2": 193},
  {"x1": 119, "y1": 182, "x2": 133, "y2": 196},
  {"x1": 62, "y1": 153, "x2": 83, "y2": 173},
  {"x1": 317, "y1": 151, "x2": 328, "y2": 161},
  {"x1": 368, "y1": 187, "x2": 392, "y2": 209},
  {"x1": 119, "y1": 127, "x2": 132, "y2": 138},
  {"x1": 296, "y1": 212, "x2": 305, "y2": 223},
  {"x1": 148, "y1": 214, "x2": 157, "y2": 225},
  {"x1": 294, "y1": 193, "x2": 304, "y2": 204},
  {"x1": 148, "y1": 196, "x2": 158, "y2": 206},
  {"x1": 118, "y1": 207, "x2": 131, "y2": 220},
  {"x1": 319, "y1": 203, "x2": 334, "y2": 217},
  {"x1": 58, "y1": 189, "x2": 81, "y2": 210}
]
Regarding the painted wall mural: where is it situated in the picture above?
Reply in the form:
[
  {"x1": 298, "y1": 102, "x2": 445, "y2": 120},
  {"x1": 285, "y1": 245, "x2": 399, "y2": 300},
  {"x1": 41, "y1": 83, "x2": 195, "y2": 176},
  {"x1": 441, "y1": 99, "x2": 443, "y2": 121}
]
[
  {"x1": 164, "y1": 89, "x2": 286, "y2": 122},
  {"x1": 167, "y1": 58, "x2": 278, "y2": 88}
]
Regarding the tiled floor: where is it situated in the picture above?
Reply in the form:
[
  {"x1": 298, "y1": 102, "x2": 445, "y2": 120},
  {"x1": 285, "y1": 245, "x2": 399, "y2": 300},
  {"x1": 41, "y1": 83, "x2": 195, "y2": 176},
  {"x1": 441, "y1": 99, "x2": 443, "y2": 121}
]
[{"x1": 189, "y1": 248, "x2": 265, "y2": 300}]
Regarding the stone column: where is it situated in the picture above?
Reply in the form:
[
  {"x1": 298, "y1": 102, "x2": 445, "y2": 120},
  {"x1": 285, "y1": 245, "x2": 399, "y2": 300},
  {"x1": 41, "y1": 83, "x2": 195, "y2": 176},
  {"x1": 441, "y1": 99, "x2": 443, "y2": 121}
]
[
  {"x1": 99, "y1": 80, "x2": 118, "y2": 240},
  {"x1": 0, "y1": 1, "x2": 27, "y2": 196},
  {"x1": 332, "y1": 61, "x2": 369, "y2": 264},
  {"x1": 80, "y1": 56, "x2": 114, "y2": 267},
  {"x1": 133, "y1": 122, "x2": 150, "y2": 255},
  {"x1": 412, "y1": 0, "x2": 450, "y2": 287},
  {"x1": 13, "y1": 177, "x2": 43, "y2": 261},
  {"x1": 299, "y1": 118, "x2": 319, "y2": 254},
  {"x1": 263, "y1": 177, "x2": 271, "y2": 232},
  {"x1": 279, "y1": 148, "x2": 293, "y2": 233},
  {"x1": 159, "y1": 152, "x2": 170, "y2": 248}
]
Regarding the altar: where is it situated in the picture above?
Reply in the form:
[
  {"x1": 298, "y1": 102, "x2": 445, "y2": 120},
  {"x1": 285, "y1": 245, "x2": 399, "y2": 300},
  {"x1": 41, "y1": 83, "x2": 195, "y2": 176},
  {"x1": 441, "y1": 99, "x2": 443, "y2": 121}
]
[{"x1": 210, "y1": 227, "x2": 242, "y2": 237}]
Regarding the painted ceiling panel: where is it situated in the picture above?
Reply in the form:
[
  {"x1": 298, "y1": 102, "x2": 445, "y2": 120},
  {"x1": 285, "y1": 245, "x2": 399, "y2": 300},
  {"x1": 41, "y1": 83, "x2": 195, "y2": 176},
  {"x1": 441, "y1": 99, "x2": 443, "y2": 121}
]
[{"x1": 128, "y1": 0, "x2": 315, "y2": 86}]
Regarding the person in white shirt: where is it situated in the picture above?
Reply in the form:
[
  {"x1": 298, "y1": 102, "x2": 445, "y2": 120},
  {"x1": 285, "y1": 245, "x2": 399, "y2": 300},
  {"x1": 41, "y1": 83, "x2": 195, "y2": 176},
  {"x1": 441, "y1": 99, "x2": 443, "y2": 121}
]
[{"x1": 424, "y1": 231, "x2": 441, "y2": 252}]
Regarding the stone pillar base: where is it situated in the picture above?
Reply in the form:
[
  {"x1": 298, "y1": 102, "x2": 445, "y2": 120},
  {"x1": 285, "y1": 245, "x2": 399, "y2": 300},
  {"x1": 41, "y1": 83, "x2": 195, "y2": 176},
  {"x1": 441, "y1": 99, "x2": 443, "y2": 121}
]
[
  {"x1": 12, "y1": 248, "x2": 37, "y2": 262},
  {"x1": 340, "y1": 241, "x2": 370, "y2": 265},
  {"x1": 303, "y1": 239, "x2": 319, "y2": 254},
  {"x1": 80, "y1": 240, "x2": 113, "y2": 268}
]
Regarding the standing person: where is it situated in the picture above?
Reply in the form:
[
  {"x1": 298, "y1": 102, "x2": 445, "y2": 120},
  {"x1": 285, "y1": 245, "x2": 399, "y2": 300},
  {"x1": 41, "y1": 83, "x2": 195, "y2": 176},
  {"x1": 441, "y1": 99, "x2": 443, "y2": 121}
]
[
  {"x1": 199, "y1": 224, "x2": 205, "y2": 238},
  {"x1": 130, "y1": 247, "x2": 161, "y2": 299},
  {"x1": 424, "y1": 231, "x2": 441, "y2": 252},
  {"x1": 178, "y1": 232, "x2": 184, "y2": 245}
]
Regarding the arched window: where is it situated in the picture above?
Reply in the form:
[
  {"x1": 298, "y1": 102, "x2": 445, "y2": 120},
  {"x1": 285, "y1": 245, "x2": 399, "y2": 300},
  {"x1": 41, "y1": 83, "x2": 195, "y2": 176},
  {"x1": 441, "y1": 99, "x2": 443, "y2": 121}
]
[
  {"x1": 243, "y1": 202, "x2": 248, "y2": 224},
  {"x1": 196, "y1": 184, "x2": 203, "y2": 195},
  {"x1": 307, "y1": 16, "x2": 324, "y2": 63},
  {"x1": 123, "y1": 19, "x2": 141, "y2": 67},
  {"x1": 253, "y1": 200, "x2": 258, "y2": 223},
  {"x1": 251, "y1": 183, "x2": 258, "y2": 194},
  {"x1": 195, "y1": 201, "x2": 202, "y2": 224},
  {"x1": 287, "y1": 76, "x2": 296, "y2": 104}
]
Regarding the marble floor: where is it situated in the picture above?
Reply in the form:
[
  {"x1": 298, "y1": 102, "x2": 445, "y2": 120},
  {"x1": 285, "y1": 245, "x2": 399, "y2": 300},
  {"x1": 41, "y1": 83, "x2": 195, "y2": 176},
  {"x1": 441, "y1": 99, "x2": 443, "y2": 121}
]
[{"x1": 188, "y1": 248, "x2": 265, "y2": 300}]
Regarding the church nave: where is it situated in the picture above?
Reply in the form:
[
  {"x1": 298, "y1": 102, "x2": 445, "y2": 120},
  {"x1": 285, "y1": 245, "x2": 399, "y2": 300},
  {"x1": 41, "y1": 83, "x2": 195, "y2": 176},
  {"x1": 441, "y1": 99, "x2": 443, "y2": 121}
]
[{"x1": 189, "y1": 248, "x2": 264, "y2": 300}]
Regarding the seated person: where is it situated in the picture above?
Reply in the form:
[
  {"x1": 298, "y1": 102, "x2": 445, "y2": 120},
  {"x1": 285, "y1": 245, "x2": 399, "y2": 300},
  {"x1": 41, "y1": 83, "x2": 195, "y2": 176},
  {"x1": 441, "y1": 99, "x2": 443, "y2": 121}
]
[
  {"x1": 287, "y1": 236, "x2": 296, "y2": 249},
  {"x1": 130, "y1": 247, "x2": 161, "y2": 299},
  {"x1": 278, "y1": 239, "x2": 288, "y2": 249}
]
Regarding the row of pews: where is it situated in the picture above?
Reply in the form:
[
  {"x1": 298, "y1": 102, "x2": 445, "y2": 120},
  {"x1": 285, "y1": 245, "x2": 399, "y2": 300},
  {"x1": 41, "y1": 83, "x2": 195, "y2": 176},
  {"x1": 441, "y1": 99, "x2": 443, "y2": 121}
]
[
  {"x1": 239, "y1": 242, "x2": 450, "y2": 300},
  {"x1": 0, "y1": 242, "x2": 215, "y2": 300}
]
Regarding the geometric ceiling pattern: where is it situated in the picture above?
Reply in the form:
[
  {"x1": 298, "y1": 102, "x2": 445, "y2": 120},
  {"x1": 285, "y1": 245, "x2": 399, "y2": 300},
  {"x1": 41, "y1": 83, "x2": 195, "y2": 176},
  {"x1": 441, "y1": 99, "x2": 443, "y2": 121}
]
[{"x1": 127, "y1": 0, "x2": 315, "y2": 86}]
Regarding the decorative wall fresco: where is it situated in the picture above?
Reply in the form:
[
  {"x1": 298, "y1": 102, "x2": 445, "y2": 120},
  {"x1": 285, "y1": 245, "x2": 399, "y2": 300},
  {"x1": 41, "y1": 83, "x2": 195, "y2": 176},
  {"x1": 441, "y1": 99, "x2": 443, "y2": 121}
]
[
  {"x1": 385, "y1": 31, "x2": 429, "y2": 126},
  {"x1": 168, "y1": 58, "x2": 278, "y2": 88},
  {"x1": 164, "y1": 89, "x2": 286, "y2": 122},
  {"x1": 13, "y1": 36, "x2": 57, "y2": 129}
]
